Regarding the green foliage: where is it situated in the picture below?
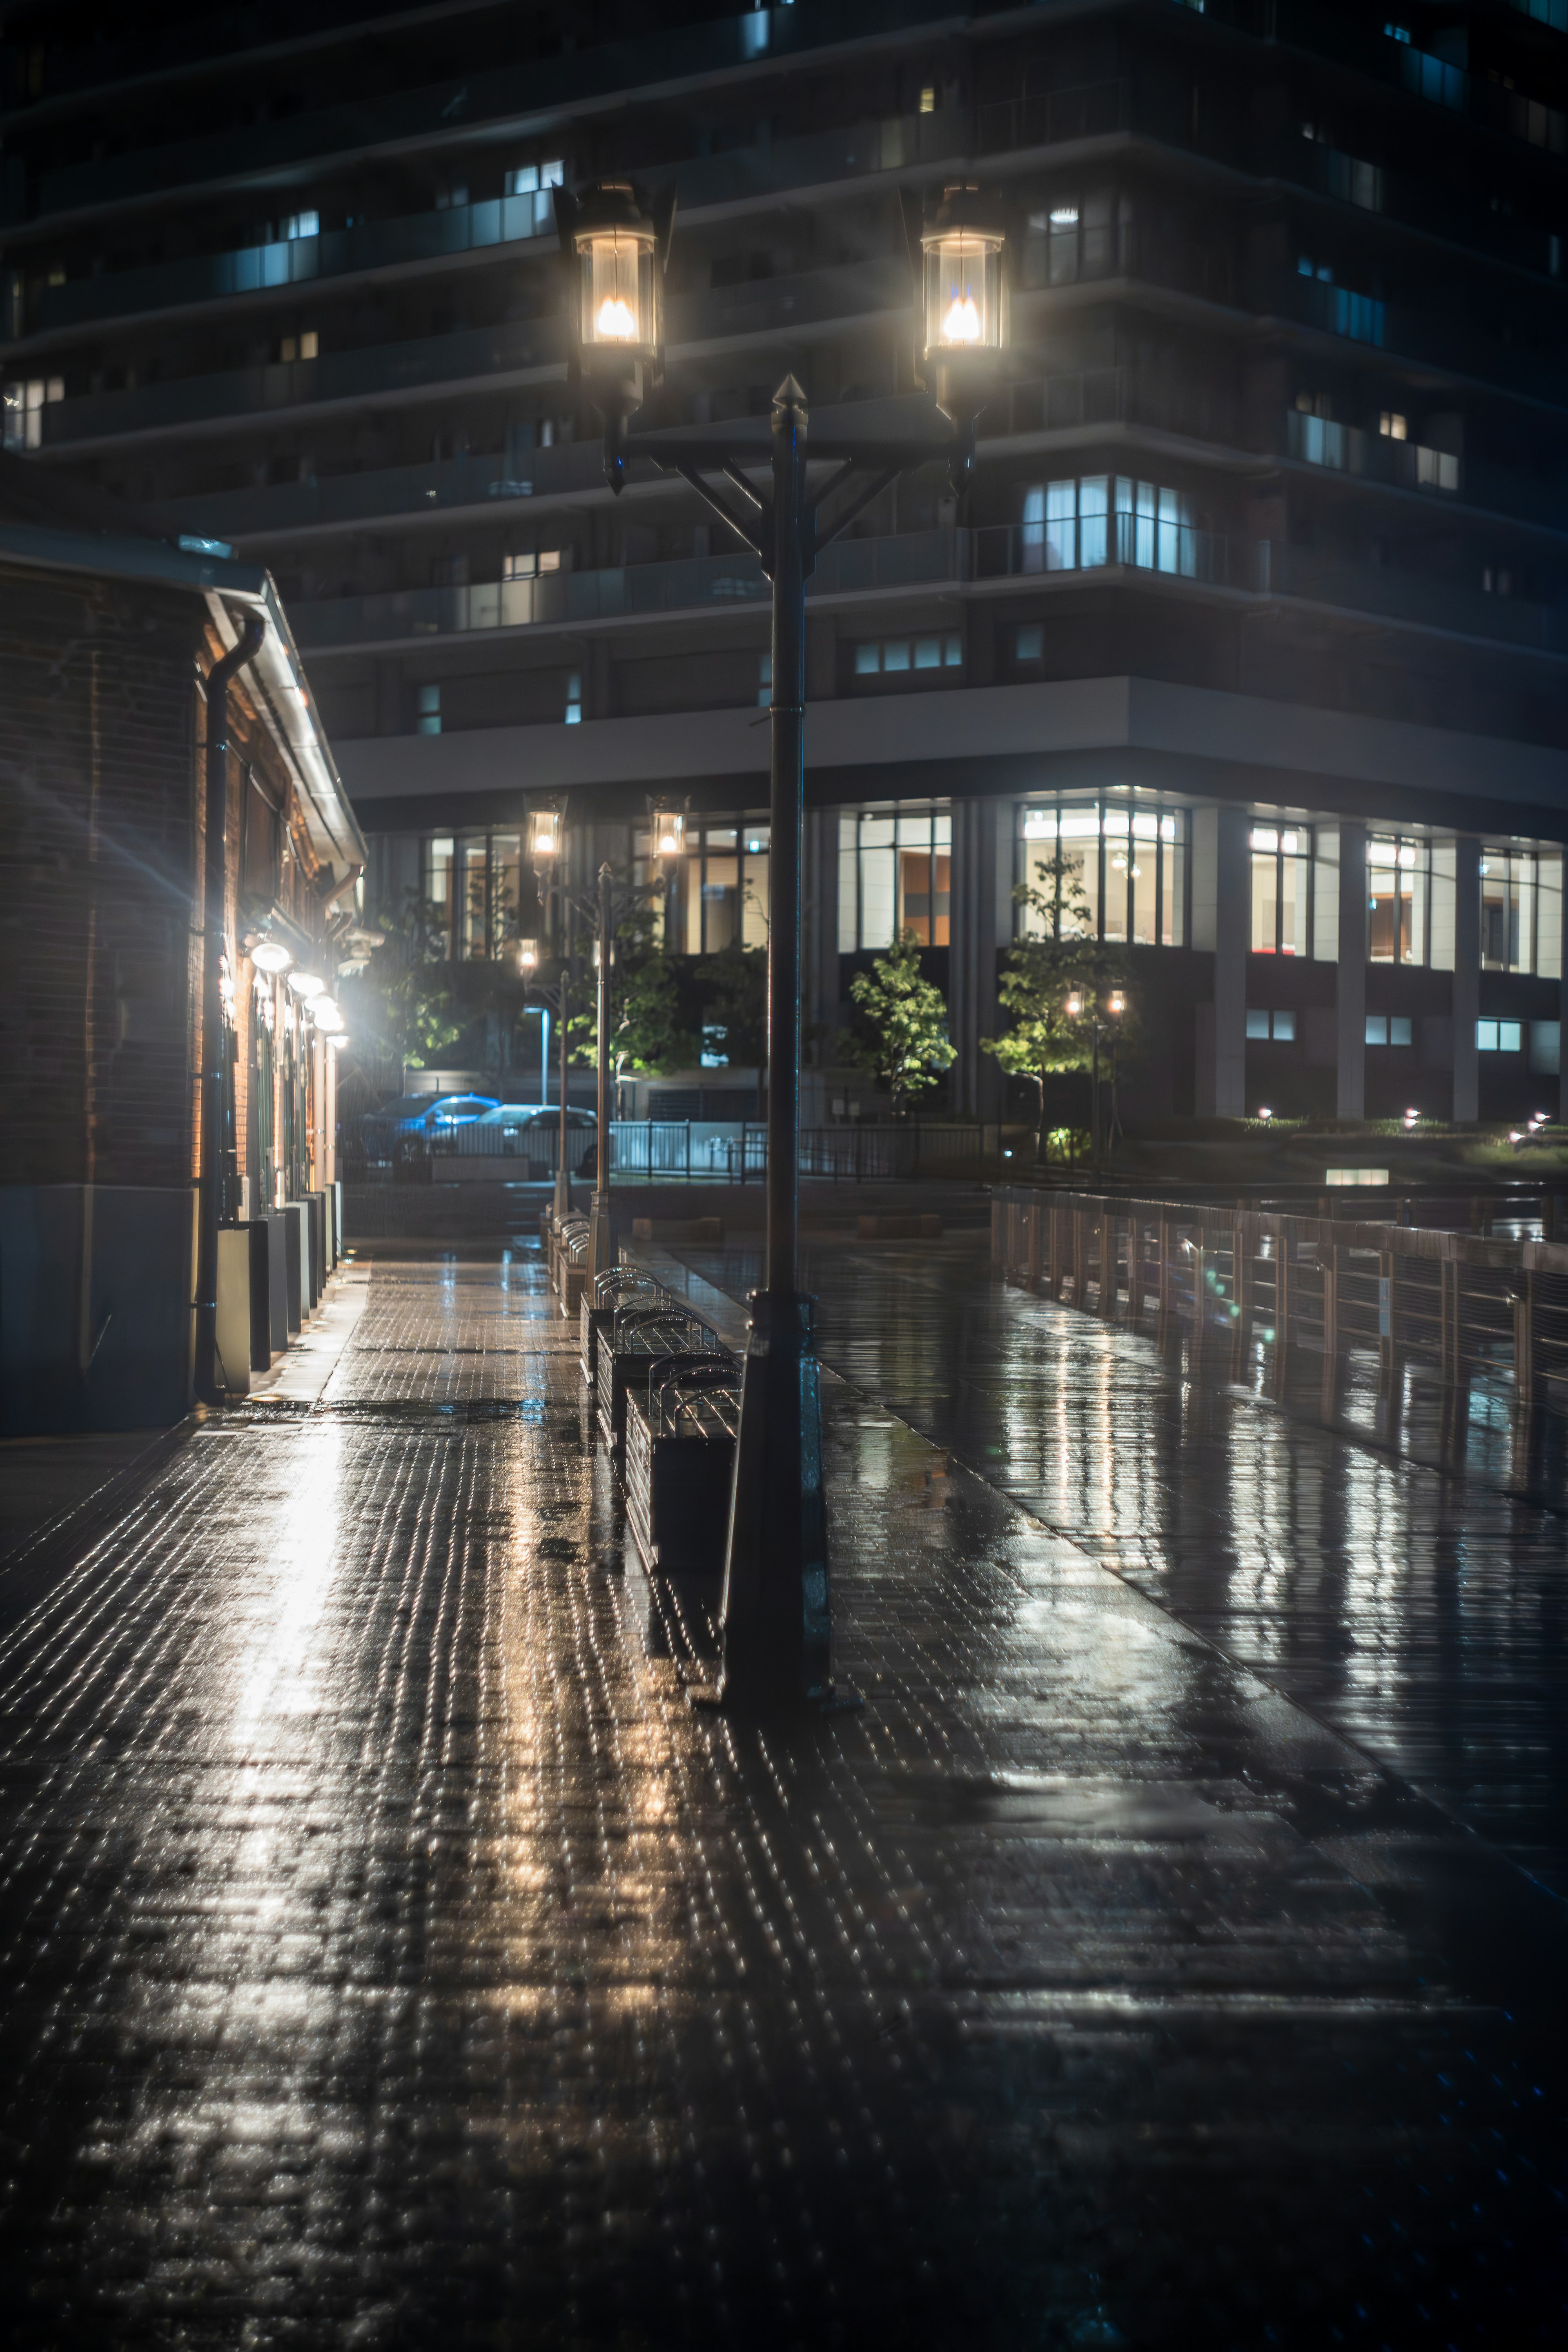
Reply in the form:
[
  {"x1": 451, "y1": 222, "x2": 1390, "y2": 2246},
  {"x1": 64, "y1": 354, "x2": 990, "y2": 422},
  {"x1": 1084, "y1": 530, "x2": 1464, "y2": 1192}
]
[
  {"x1": 982, "y1": 851, "x2": 1134, "y2": 1158},
  {"x1": 341, "y1": 892, "x2": 465, "y2": 1071},
  {"x1": 566, "y1": 884, "x2": 697, "y2": 1077},
  {"x1": 844, "y1": 930, "x2": 955, "y2": 1118},
  {"x1": 697, "y1": 943, "x2": 767, "y2": 1072}
]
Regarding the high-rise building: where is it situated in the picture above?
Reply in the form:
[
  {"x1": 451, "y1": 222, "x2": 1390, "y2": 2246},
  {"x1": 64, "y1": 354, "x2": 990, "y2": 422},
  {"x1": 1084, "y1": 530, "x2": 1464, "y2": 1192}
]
[{"x1": 5, "y1": 0, "x2": 1568, "y2": 1125}]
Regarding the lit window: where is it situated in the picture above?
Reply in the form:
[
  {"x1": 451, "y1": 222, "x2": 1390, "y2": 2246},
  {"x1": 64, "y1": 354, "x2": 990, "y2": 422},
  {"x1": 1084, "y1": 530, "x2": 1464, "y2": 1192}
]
[
  {"x1": 506, "y1": 165, "x2": 540, "y2": 195},
  {"x1": 278, "y1": 330, "x2": 318, "y2": 363},
  {"x1": 1021, "y1": 476, "x2": 1197, "y2": 575},
  {"x1": 1016, "y1": 624, "x2": 1043, "y2": 662},
  {"x1": 416, "y1": 684, "x2": 442, "y2": 736},
  {"x1": 1247, "y1": 1008, "x2": 1296, "y2": 1041},
  {"x1": 854, "y1": 643, "x2": 880, "y2": 675},
  {"x1": 1365, "y1": 1015, "x2": 1412, "y2": 1045},
  {"x1": 502, "y1": 551, "x2": 534, "y2": 580},
  {"x1": 883, "y1": 641, "x2": 910, "y2": 672},
  {"x1": 1015, "y1": 801, "x2": 1185, "y2": 947},
  {"x1": 914, "y1": 637, "x2": 943, "y2": 669},
  {"x1": 839, "y1": 808, "x2": 952, "y2": 950},
  {"x1": 283, "y1": 210, "x2": 319, "y2": 241},
  {"x1": 1385, "y1": 22, "x2": 1412, "y2": 43},
  {"x1": 564, "y1": 671, "x2": 582, "y2": 724},
  {"x1": 1480, "y1": 844, "x2": 1561, "y2": 974},
  {"x1": 1250, "y1": 824, "x2": 1312, "y2": 955},
  {"x1": 1379, "y1": 410, "x2": 1408, "y2": 439},
  {"x1": 667, "y1": 820, "x2": 771, "y2": 953},
  {"x1": 2, "y1": 374, "x2": 64, "y2": 450},
  {"x1": 1477, "y1": 1020, "x2": 1523, "y2": 1052},
  {"x1": 919, "y1": 85, "x2": 936, "y2": 113},
  {"x1": 757, "y1": 652, "x2": 772, "y2": 708}
]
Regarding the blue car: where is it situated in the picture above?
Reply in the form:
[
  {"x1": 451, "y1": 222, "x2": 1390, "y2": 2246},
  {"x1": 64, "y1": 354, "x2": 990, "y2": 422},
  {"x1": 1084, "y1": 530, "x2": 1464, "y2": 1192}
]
[{"x1": 358, "y1": 1091, "x2": 500, "y2": 1163}]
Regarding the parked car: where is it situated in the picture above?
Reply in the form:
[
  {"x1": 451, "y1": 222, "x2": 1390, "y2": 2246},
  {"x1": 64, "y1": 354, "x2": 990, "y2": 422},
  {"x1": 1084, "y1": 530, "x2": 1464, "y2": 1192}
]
[
  {"x1": 359, "y1": 1092, "x2": 500, "y2": 1163},
  {"x1": 463, "y1": 1105, "x2": 597, "y2": 1171}
]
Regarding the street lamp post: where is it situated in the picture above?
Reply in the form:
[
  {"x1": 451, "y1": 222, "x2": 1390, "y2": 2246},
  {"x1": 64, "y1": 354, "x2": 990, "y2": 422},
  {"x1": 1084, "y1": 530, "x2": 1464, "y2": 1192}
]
[
  {"x1": 565, "y1": 179, "x2": 1008, "y2": 1707},
  {"x1": 590, "y1": 859, "x2": 614, "y2": 1277},
  {"x1": 526, "y1": 801, "x2": 573, "y2": 1218}
]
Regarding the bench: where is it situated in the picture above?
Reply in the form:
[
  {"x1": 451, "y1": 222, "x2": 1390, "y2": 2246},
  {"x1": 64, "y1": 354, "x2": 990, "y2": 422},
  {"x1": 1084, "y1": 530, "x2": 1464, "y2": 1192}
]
[
  {"x1": 625, "y1": 1358, "x2": 740, "y2": 1579},
  {"x1": 580, "y1": 1265, "x2": 668, "y2": 1391},
  {"x1": 595, "y1": 1306, "x2": 726, "y2": 1460}
]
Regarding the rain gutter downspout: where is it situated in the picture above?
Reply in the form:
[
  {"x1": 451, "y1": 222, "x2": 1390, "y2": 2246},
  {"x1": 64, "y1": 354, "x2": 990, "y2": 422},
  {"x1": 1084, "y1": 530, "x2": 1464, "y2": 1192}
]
[{"x1": 194, "y1": 606, "x2": 265, "y2": 1405}]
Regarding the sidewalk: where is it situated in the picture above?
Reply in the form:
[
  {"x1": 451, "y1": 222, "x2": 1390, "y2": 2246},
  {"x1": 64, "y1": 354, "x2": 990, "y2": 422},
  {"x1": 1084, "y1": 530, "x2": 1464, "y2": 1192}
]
[{"x1": 0, "y1": 1240, "x2": 1561, "y2": 2348}]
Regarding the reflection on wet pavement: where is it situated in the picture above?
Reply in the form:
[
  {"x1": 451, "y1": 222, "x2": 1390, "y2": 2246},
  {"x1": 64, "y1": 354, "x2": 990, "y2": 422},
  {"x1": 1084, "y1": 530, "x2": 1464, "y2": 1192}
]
[
  {"x1": 0, "y1": 1245, "x2": 1562, "y2": 2347},
  {"x1": 673, "y1": 1237, "x2": 1568, "y2": 1900}
]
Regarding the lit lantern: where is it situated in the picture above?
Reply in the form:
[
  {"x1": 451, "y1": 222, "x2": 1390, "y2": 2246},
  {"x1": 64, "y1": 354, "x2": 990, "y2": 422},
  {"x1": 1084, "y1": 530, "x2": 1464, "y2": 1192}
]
[
  {"x1": 921, "y1": 186, "x2": 1006, "y2": 376},
  {"x1": 558, "y1": 180, "x2": 673, "y2": 493},
  {"x1": 312, "y1": 996, "x2": 345, "y2": 1032},
  {"x1": 574, "y1": 185, "x2": 658, "y2": 354},
  {"x1": 517, "y1": 937, "x2": 540, "y2": 973},
  {"x1": 1107, "y1": 989, "x2": 1126, "y2": 1018},
  {"x1": 250, "y1": 935, "x2": 293, "y2": 976},
  {"x1": 918, "y1": 185, "x2": 1007, "y2": 491},
  {"x1": 650, "y1": 806, "x2": 685, "y2": 859},
  {"x1": 528, "y1": 806, "x2": 561, "y2": 868},
  {"x1": 1065, "y1": 989, "x2": 1084, "y2": 1020},
  {"x1": 288, "y1": 969, "x2": 325, "y2": 1000}
]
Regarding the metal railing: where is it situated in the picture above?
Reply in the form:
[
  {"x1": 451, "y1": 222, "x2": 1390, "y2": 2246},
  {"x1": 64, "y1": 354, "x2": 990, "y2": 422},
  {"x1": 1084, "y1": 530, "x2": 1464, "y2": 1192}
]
[
  {"x1": 991, "y1": 1185, "x2": 1568, "y2": 1396},
  {"x1": 355, "y1": 1116, "x2": 997, "y2": 1181}
]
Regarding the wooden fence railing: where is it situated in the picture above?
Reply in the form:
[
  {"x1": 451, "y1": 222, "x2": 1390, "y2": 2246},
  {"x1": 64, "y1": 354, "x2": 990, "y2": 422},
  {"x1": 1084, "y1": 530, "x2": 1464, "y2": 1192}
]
[{"x1": 991, "y1": 1186, "x2": 1568, "y2": 1398}]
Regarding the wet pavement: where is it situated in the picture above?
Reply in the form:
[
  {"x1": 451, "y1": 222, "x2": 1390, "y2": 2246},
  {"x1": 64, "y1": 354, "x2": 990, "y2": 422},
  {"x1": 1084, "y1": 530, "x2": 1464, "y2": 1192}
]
[{"x1": 0, "y1": 1241, "x2": 1564, "y2": 2348}]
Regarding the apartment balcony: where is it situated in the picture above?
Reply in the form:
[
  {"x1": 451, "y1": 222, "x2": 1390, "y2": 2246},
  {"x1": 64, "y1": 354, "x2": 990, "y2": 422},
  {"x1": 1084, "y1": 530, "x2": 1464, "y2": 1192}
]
[
  {"x1": 32, "y1": 254, "x2": 913, "y2": 451},
  {"x1": 1264, "y1": 543, "x2": 1568, "y2": 656},
  {"x1": 284, "y1": 517, "x2": 1568, "y2": 661},
  {"x1": 30, "y1": 192, "x2": 559, "y2": 338},
  {"x1": 1270, "y1": 273, "x2": 1568, "y2": 410},
  {"x1": 13, "y1": 0, "x2": 979, "y2": 227},
  {"x1": 1285, "y1": 408, "x2": 1461, "y2": 495}
]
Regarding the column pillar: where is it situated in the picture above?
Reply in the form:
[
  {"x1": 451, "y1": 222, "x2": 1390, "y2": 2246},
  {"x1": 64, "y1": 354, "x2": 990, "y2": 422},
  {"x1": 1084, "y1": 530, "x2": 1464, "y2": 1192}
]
[
  {"x1": 950, "y1": 796, "x2": 1008, "y2": 1122},
  {"x1": 1194, "y1": 805, "x2": 1249, "y2": 1116},
  {"x1": 1336, "y1": 820, "x2": 1368, "y2": 1120},
  {"x1": 1452, "y1": 833, "x2": 1480, "y2": 1123},
  {"x1": 802, "y1": 807, "x2": 840, "y2": 1078}
]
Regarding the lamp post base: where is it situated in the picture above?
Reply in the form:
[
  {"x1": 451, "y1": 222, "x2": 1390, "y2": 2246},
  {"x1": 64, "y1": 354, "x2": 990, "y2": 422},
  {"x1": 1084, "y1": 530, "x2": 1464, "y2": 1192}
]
[
  {"x1": 588, "y1": 1188, "x2": 613, "y2": 1276},
  {"x1": 685, "y1": 1292, "x2": 858, "y2": 1713}
]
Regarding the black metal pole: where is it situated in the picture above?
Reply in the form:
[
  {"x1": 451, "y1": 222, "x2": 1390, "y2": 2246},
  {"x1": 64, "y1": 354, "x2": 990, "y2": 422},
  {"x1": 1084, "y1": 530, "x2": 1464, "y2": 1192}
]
[
  {"x1": 590, "y1": 859, "x2": 613, "y2": 1273},
  {"x1": 715, "y1": 377, "x2": 833, "y2": 1708},
  {"x1": 194, "y1": 608, "x2": 264, "y2": 1405}
]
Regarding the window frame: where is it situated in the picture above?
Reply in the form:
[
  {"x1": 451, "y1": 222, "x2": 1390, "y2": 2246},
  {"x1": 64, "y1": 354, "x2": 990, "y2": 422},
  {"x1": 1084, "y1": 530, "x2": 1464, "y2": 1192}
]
[{"x1": 1014, "y1": 798, "x2": 1187, "y2": 948}]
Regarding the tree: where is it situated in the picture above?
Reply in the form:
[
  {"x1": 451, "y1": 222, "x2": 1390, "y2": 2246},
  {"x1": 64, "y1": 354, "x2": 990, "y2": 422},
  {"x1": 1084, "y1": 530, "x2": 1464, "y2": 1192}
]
[
  {"x1": 982, "y1": 849, "x2": 1132, "y2": 1164},
  {"x1": 340, "y1": 891, "x2": 464, "y2": 1074},
  {"x1": 566, "y1": 883, "x2": 697, "y2": 1082},
  {"x1": 697, "y1": 941, "x2": 767, "y2": 1078},
  {"x1": 844, "y1": 930, "x2": 955, "y2": 1118}
]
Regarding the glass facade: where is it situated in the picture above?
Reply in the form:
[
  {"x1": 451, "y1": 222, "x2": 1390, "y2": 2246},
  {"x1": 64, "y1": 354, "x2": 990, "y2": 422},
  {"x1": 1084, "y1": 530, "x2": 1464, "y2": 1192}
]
[
  {"x1": 839, "y1": 810, "x2": 952, "y2": 950},
  {"x1": 1015, "y1": 801, "x2": 1185, "y2": 945},
  {"x1": 1481, "y1": 846, "x2": 1564, "y2": 976},
  {"x1": 1250, "y1": 825, "x2": 1312, "y2": 955},
  {"x1": 423, "y1": 830, "x2": 524, "y2": 958},
  {"x1": 646, "y1": 822, "x2": 770, "y2": 954}
]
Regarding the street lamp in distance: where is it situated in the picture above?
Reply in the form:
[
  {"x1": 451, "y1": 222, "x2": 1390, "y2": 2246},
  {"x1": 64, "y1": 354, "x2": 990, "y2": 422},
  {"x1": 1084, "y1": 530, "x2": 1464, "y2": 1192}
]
[{"x1": 918, "y1": 183, "x2": 1009, "y2": 491}]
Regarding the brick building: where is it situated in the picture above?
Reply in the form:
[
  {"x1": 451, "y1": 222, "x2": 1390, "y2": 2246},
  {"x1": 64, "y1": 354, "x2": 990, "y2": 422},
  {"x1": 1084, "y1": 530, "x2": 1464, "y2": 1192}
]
[{"x1": 0, "y1": 453, "x2": 364, "y2": 1433}]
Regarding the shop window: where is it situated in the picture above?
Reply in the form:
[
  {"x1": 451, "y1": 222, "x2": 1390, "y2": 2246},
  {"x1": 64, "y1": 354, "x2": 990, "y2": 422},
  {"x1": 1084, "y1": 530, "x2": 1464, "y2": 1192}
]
[
  {"x1": 1250, "y1": 826, "x2": 1311, "y2": 955},
  {"x1": 1481, "y1": 846, "x2": 1562, "y2": 975},
  {"x1": 1016, "y1": 801, "x2": 1185, "y2": 948},
  {"x1": 839, "y1": 809, "x2": 951, "y2": 950},
  {"x1": 657, "y1": 822, "x2": 771, "y2": 955}
]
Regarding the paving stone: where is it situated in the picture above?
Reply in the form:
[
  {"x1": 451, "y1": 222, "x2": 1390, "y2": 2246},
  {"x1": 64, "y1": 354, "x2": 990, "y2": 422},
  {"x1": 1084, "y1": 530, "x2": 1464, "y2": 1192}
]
[{"x1": 0, "y1": 1245, "x2": 1561, "y2": 2348}]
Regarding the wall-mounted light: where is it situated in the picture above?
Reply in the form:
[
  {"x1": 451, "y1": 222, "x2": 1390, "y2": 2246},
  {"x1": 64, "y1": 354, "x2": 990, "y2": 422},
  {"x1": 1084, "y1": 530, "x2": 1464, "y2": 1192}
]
[
  {"x1": 1065, "y1": 989, "x2": 1084, "y2": 1018},
  {"x1": 517, "y1": 937, "x2": 540, "y2": 973},
  {"x1": 1107, "y1": 989, "x2": 1126, "y2": 1018},
  {"x1": 288, "y1": 970, "x2": 325, "y2": 999},
  {"x1": 313, "y1": 997, "x2": 345, "y2": 1032},
  {"x1": 250, "y1": 937, "x2": 293, "y2": 975}
]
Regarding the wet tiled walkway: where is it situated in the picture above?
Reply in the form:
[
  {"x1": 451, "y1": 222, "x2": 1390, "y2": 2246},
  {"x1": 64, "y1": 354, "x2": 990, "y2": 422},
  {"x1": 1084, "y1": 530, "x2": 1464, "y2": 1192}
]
[{"x1": 0, "y1": 1245, "x2": 1563, "y2": 2348}]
